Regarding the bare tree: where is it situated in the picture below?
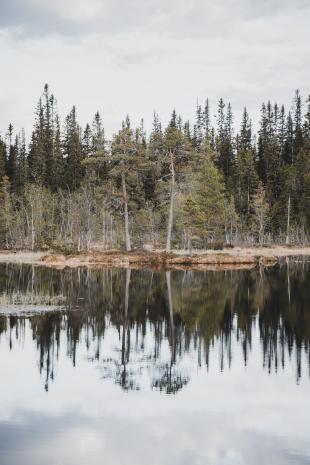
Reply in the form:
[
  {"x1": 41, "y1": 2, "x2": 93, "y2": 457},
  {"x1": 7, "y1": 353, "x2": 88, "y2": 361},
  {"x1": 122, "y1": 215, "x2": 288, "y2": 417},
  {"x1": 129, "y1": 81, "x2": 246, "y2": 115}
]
[{"x1": 253, "y1": 182, "x2": 269, "y2": 245}]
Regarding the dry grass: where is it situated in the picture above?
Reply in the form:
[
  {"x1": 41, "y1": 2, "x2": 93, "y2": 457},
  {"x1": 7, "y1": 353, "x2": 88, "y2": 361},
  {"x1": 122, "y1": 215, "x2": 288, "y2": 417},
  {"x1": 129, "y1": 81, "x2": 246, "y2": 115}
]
[{"x1": 0, "y1": 246, "x2": 309, "y2": 270}]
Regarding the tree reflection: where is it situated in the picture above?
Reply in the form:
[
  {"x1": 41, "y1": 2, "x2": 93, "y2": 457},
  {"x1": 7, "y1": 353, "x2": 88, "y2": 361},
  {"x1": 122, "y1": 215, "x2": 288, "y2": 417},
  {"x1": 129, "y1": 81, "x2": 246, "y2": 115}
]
[
  {"x1": 0, "y1": 258, "x2": 309, "y2": 392},
  {"x1": 151, "y1": 271, "x2": 189, "y2": 394}
]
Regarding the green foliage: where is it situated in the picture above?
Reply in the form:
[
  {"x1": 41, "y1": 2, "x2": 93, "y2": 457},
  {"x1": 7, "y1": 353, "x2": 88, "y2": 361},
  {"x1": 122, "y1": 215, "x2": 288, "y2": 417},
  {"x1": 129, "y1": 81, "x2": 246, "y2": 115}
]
[
  {"x1": 0, "y1": 176, "x2": 12, "y2": 247},
  {"x1": 0, "y1": 85, "x2": 309, "y2": 250},
  {"x1": 63, "y1": 106, "x2": 84, "y2": 190},
  {"x1": 252, "y1": 181, "x2": 269, "y2": 244},
  {"x1": 0, "y1": 137, "x2": 6, "y2": 180},
  {"x1": 196, "y1": 153, "x2": 227, "y2": 239},
  {"x1": 233, "y1": 148, "x2": 258, "y2": 225}
]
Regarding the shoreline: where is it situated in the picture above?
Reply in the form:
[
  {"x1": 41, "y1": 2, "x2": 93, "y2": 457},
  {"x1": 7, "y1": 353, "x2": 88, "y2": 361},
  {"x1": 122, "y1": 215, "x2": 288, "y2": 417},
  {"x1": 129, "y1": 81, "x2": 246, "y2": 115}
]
[{"x1": 0, "y1": 246, "x2": 309, "y2": 270}]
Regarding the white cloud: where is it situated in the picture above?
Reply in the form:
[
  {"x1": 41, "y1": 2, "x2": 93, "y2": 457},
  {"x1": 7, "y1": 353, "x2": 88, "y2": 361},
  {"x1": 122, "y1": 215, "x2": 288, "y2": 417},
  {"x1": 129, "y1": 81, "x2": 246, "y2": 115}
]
[
  {"x1": 1, "y1": 0, "x2": 308, "y2": 38},
  {"x1": 0, "y1": 0, "x2": 309, "y2": 138},
  {"x1": 29, "y1": 0, "x2": 104, "y2": 24}
]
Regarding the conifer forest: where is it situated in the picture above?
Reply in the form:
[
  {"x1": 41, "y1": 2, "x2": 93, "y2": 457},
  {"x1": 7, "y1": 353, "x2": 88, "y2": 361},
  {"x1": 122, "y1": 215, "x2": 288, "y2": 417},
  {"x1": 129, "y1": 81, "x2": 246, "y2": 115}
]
[{"x1": 0, "y1": 84, "x2": 309, "y2": 252}]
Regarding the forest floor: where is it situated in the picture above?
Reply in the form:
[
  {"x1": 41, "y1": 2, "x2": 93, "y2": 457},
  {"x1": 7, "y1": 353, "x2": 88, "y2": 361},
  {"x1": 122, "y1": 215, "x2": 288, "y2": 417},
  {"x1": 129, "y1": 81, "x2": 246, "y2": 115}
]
[{"x1": 0, "y1": 246, "x2": 309, "y2": 270}]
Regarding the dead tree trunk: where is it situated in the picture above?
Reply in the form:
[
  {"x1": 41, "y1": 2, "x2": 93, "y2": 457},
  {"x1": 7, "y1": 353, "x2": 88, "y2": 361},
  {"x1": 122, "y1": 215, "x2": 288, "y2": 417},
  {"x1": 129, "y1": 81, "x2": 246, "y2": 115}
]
[
  {"x1": 166, "y1": 151, "x2": 175, "y2": 253},
  {"x1": 122, "y1": 172, "x2": 131, "y2": 251},
  {"x1": 285, "y1": 194, "x2": 291, "y2": 245},
  {"x1": 31, "y1": 204, "x2": 35, "y2": 251}
]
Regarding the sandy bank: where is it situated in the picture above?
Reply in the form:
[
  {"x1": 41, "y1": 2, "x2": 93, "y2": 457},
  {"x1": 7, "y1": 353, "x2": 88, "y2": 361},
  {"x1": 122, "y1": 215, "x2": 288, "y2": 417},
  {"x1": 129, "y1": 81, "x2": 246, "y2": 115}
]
[
  {"x1": 0, "y1": 251, "x2": 47, "y2": 265},
  {"x1": 41, "y1": 251, "x2": 259, "y2": 270},
  {"x1": 0, "y1": 247, "x2": 309, "y2": 270}
]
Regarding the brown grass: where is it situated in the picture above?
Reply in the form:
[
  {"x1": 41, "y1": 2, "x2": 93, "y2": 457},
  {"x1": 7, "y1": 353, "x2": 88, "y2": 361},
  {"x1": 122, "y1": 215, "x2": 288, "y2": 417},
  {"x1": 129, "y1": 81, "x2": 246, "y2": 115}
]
[{"x1": 1, "y1": 246, "x2": 309, "y2": 270}]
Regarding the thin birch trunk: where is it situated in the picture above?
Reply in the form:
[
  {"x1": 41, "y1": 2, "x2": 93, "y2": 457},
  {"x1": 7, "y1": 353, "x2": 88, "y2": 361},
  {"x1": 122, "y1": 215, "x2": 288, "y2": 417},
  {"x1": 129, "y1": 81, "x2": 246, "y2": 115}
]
[
  {"x1": 122, "y1": 172, "x2": 131, "y2": 251},
  {"x1": 286, "y1": 195, "x2": 291, "y2": 245},
  {"x1": 166, "y1": 151, "x2": 175, "y2": 253},
  {"x1": 188, "y1": 230, "x2": 193, "y2": 256},
  {"x1": 31, "y1": 205, "x2": 35, "y2": 251}
]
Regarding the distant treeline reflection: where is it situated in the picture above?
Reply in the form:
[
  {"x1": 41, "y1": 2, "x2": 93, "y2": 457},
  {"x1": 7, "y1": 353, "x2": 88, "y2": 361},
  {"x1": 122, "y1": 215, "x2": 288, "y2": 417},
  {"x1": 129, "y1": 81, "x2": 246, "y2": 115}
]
[{"x1": 0, "y1": 261, "x2": 309, "y2": 392}]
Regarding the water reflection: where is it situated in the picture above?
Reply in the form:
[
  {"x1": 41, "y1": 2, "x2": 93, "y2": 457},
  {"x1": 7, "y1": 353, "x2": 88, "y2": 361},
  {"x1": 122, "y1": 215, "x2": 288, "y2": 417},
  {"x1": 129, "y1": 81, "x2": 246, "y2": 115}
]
[{"x1": 0, "y1": 260, "x2": 309, "y2": 392}]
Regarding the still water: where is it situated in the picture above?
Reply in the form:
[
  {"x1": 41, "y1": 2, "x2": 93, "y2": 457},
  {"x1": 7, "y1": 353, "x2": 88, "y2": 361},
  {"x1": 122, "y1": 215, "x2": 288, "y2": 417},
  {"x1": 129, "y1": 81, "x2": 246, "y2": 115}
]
[{"x1": 0, "y1": 260, "x2": 309, "y2": 465}]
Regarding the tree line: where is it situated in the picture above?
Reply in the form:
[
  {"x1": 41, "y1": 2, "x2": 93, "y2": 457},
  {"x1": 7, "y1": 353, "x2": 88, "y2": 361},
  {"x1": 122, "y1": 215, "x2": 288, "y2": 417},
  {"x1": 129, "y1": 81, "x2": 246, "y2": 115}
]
[{"x1": 0, "y1": 84, "x2": 309, "y2": 251}]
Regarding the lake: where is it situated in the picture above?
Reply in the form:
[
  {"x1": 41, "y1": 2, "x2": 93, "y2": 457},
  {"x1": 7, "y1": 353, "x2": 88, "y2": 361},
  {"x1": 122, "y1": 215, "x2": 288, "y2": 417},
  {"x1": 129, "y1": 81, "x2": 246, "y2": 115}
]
[{"x1": 0, "y1": 260, "x2": 309, "y2": 465}]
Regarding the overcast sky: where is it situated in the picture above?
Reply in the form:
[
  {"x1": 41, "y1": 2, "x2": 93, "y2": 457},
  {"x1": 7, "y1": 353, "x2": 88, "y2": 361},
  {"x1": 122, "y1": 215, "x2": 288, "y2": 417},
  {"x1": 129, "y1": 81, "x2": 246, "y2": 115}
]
[{"x1": 0, "y1": 0, "x2": 309, "y2": 138}]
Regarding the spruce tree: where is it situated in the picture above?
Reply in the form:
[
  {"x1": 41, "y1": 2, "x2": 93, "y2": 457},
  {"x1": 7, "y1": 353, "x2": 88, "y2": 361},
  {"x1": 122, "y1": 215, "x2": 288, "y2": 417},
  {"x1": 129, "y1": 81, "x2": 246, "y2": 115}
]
[
  {"x1": 63, "y1": 106, "x2": 84, "y2": 190},
  {"x1": 253, "y1": 181, "x2": 269, "y2": 244},
  {"x1": 0, "y1": 176, "x2": 11, "y2": 247},
  {"x1": 238, "y1": 108, "x2": 252, "y2": 152},
  {"x1": 6, "y1": 125, "x2": 18, "y2": 190},
  {"x1": 257, "y1": 103, "x2": 268, "y2": 183},
  {"x1": 203, "y1": 98, "x2": 211, "y2": 145},
  {"x1": 16, "y1": 130, "x2": 28, "y2": 191},
  {"x1": 193, "y1": 104, "x2": 204, "y2": 152},
  {"x1": 0, "y1": 136, "x2": 6, "y2": 180},
  {"x1": 28, "y1": 97, "x2": 46, "y2": 184},
  {"x1": 50, "y1": 115, "x2": 64, "y2": 190},
  {"x1": 43, "y1": 84, "x2": 54, "y2": 186},
  {"x1": 303, "y1": 95, "x2": 310, "y2": 147},
  {"x1": 145, "y1": 112, "x2": 164, "y2": 204},
  {"x1": 293, "y1": 90, "x2": 303, "y2": 158},
  {"x1": 197, "y1": 153, "x2": 226, "y2": 242},
  {"x1": 216, "y1": 99, "x2": 234, "y2": 182},
  {"x1": 282, "y1": 112, "x2": 294, "y2": 165},
  {"x1": 234, "y1": 146, "x2": 258, "y2": 227}
]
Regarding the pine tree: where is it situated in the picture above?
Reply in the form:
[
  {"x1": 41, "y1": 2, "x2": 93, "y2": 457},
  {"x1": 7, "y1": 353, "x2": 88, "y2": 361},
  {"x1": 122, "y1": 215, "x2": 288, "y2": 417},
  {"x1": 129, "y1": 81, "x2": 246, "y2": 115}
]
[
  {"x1": 282, "y1": 112, "x2": 294, "y2": 164},
  {"x1": 0, "y1": 136, "x2": 6, "y2": 180},
  {"x1": 0, "y1": 176, "x2": 12, "y2": 247},
  {"x1": 16, "y1": 130, "x2": 28, "y2": 191},
  {"x1": 50, "y1": 115, "x2": 64, "y2": 190},
  {"x1": 293, "y1": 89, "x2": 303, "y2": 157},
  {"x1": 257, "y1": 103, "x2": 268, "y2": 182},
  {"x1": 83, "y1": 112, "x2": 109, "y2": 183},
  {"x1": 278, "y1": 105, "x2": 287, "y2": 159},
  {"x1": 216, "y1": 99, "x2": 234, "y2": 182},
  {"x1": 203, "y1": 98, "x2": 211, "y2": 145},
  {"x1": 303, "y1": 95, "x2": 310, "y2": 147},
  {"x1": 43, "y1": 84, "x2": 54, "y2": 186},
  {"x1": 82, "y1": 124, "x2": 92, "y2": 158},
  {"x1": 196, "y1": 152, "x2": 226, "y2": 242},
  {"x1": 169, "y1": 109, "x2": 177, "y2": 128},
  {"x1": 6, "y1": 125, "x2": 18, "y2": 190},
  {"x1": 234, "y1": 147, "x2": 258, "y2": 226},
  {"x1": 253, "y1": 181, "x2": 269, "y2": 244},
  {"x1": 145, "y1": 113, "x2": 164, "y2": 203},
  {"x1": 92, "y1": 111, "x2": 106, "y2": 155},
  {"x1": 217, "y1": 98, "x2": 225, "y2": 135},
  {"x1": 28, "y1": 85, "x2": 64, "y2": 189},
  {"x1": 28, "y1": 96, "x2": 46, "y2": 184},
  {"x1": 178, "y1": 149, "x2": 226, "y2": 251},
  {"x1": 193, "y1": 103, "x2": 204, "y2": 152},
  {"x1": 290, "y1": 148, "x2": 310, "y2": 229},
  {"x1": 110, "y1": 117, "x2": 139, "y2": 251},
  {"x1": 163, "y1": 112, "x2": 191, "y2": 252},
  {"x1": 238, "y1": 108, "x2": 252, "y2": 152},
  {"x1": 63, "y1": 106, "x2": 84, "y2": 190},
  {"x1": 178, "y1": 194, "x2": 203, "y2": 254}
]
